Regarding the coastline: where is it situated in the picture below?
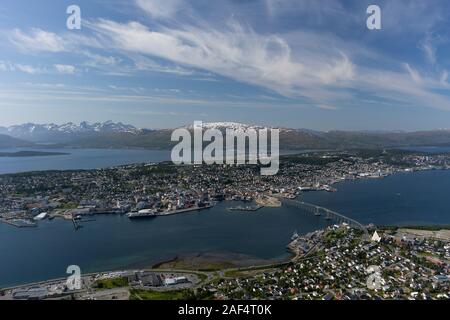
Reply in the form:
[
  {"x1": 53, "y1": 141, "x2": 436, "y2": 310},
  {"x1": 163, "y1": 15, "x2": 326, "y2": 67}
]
[
  {"x1": 4, "y1": 222, "x2": 449, "y2": 292},
  {"x1": 1, "y1": 156, "x2": 450, "y2": 289}
]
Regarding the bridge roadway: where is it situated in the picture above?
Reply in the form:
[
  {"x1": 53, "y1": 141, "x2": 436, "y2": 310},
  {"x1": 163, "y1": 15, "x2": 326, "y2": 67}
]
[{"x1": 281, "y1": 198, "x2": 369, "y2": 237}]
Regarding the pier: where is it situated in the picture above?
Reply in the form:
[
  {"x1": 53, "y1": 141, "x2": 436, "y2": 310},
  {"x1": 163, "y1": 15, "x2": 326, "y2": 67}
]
[
  {"x1": 0, "y1": 218, "x2": 37, "y2": 228},
  {"x1": 72, "y1": 217, "x2": 81, "y2": 230},
  {"x1": 227, "y1": 205, "x2": 262, "y2": 212}
]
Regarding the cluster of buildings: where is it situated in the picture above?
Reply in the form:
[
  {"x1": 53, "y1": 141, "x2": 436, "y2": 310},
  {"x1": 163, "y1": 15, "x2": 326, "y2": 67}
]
[
  {"x1": 207, "y1": 225, "x2": 450, "y2": 300},
  {"x1": 1, "y1": 150, "x2": 449, "y2": 226},
  {"x1": 0, "y1": 270, "x2": 196, "y2": 300}
]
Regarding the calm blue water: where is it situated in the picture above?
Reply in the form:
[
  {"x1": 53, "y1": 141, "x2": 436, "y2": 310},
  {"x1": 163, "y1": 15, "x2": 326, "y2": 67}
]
[
  {"x1": 0, "y1": 148, "x2": 306, "y2": 175},
  {"x1": 301, "y1": 170, "x2": 450, "y2": 226},
  {"x1": 1, "y1": 147, "x2": 450, "y2": 287},
  {"x1": 0, "y1": 201, "x2": 328, "y2": 288},
  {"x1": 0, "y1": 148, "x2": 171, "y2": 174},
  {"x1": 1, "y1": 170, "x2": 450, "y2": 287}
]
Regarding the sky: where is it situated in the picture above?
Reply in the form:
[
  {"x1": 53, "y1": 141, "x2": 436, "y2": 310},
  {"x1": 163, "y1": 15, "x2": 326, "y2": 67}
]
[{"x1": 1, "y1": 0, "x2": 450, "y2": 131}]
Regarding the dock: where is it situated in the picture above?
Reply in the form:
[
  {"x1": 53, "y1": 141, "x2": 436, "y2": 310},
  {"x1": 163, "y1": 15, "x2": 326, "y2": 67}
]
[
  {"x1": 72, "y1": 217, "x2": 81, "y2": 230},
  {"x1": 155, "y1": 205, "x2": 214, "y2": 216},
  {"x1": 227, "y1": 205, "x2": 263, "y2": 212},
  {"x1": 0, "y1": 218, "x2": 37, "y2": 228}
]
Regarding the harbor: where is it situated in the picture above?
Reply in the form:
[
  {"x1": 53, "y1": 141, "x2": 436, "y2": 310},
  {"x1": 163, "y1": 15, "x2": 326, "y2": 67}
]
[
  {"x1": 0, "y1": 218, "x2": 37, "y2": 228},
  {"x1": 1, "y1": 170, "x2": 450, "y2": 288},
  {"x1": 227, "y1": 205, "x2": 263, "y2": 212},
  {"x1": 127, "y1": 204, "x2": 214, "y2": 219}
]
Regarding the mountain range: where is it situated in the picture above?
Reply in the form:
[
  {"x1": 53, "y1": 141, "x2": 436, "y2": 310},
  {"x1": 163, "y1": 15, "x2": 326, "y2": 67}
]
[
  {"x1": 0, "y1": 121, "x2": 138, "y2": 143},
  {"x1": 2, "y1": 121, "x2": 450, "y2": 150}
]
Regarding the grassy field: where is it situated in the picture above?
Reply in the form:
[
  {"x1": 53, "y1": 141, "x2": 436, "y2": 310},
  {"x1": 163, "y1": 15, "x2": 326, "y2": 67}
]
[
  {"x1": 130, "y1": 289, "x2": 195, "y2": 300},
  {"x1": 94, "y1": 277, "x2": 129, "y2": 290},
  {"x1": 156, "y1": 259, "x2": 236, "y2": 271}
]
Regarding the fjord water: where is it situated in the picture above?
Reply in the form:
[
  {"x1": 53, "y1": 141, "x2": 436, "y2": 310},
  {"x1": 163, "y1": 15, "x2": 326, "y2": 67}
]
[
  {"x1": 1, "y1": 145, "x2": 450, "y2": 287},
  {"x1": 1, "y1": 170, "x2": 450, "y2": 287},
  {"x1": 0, "y1": 148, "x2": 306, "y2": 174},
  {"x1": 0, "y1": 148, "x2": 171, "y2": 174},
  {"x1": 0, "y1": 202, "x2": 329, "y2": 288},
  {"x1": 301, "y1": 169, "x2": 450, "y2": 226}
]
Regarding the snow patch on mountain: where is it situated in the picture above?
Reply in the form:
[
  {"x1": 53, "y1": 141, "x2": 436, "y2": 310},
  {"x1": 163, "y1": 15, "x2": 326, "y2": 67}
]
[
  {"x1": 184, "y1": 122, "x2": 283, "y2": 132},
  {"x1": 0, "y1": 121, "x2": 139, "y2": 136}
]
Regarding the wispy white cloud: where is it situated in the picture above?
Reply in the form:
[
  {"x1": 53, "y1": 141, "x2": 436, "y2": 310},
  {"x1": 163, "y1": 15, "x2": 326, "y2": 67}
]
[
  {"x1": 88, "y1": 19, "x2": 354, "y2": 99},
  {"x1": 419, "y1": 36, "x2": 437, "y2": 65},
  {"x1": 0, "y1": 61, "x2": 44, "y2": 74},
  {"x1": 131, "y1": 55, "x2": 197, "y2": 76},
  {"x1": 402, "y1": 63, "x2": 422, "y2": 84},
  {"x1": 4, "y1": 0, "x2": 450, "y2": 118},
  {"x1": 15, "y1": 64, "x2": 42, "y2": 74},
  {"x1": 440, "y1": 70, "x2": 449, "y2": 85},
  {"x1": 81, "y1": 50, "x2": 121, "y2": 67},
  {"x1": 54, "y1": 64, "x2": 76, "y2": 74},
  {"x1": 9, "y1": 28, "x2": 68, "y2": 52},
  {"x1": 0, "y1": 60, "x2": 77, "y2": 75},
  {"x1": 136, "y1": 0, "x2": 182, "y2": 19}
]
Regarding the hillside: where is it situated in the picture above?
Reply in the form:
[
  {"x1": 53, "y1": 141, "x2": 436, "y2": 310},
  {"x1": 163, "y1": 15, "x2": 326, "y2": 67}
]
[
  {"x1": 65, "y1": 125, "x2": 450, "y2": 151},
  {"x1": 0, "y1": 134, "x2": 34, "y2": 148},
  {"x1": 4, "y1": 121, "x2": 450, "y2": 151}
]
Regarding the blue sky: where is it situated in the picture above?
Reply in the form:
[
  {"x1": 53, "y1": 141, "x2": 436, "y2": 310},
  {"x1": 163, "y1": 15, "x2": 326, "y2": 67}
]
[{"x1": 1, "y1": 0, "x2": 450, "y2": 130}]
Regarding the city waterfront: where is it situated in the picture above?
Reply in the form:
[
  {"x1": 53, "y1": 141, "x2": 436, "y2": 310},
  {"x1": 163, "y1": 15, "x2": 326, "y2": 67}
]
[
  {"x1": 1, "y1": 169, "x2": 450, "y2": 288},
  {"x1": 0, "y1": 201, "x2": 329, "y2": 288}
]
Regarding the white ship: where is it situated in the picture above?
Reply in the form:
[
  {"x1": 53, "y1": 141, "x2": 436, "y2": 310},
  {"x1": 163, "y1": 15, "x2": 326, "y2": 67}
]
[
  {"x1": 33, "y1": 212, "x2": 48, "y2": 221},
  {"x1": 127, "y1": 209, "x2": 157, "y2": 219}
]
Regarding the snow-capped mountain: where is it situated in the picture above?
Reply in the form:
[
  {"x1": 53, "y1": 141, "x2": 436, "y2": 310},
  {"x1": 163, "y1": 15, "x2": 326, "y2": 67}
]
[
  {"x1": 0, "y1": 121, "x2": 139, "y2": 143},
  {"x1": 185, "y1": 122, "x2": 281, "y2": 132}
]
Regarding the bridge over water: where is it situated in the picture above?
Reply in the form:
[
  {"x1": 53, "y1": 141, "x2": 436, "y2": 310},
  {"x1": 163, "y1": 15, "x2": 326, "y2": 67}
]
[{"x1": 282, "y1": 198, "x2": 369, "y2": 237}]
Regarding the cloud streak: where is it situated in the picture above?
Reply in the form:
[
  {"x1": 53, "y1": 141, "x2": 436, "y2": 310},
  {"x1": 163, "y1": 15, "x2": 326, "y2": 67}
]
[
  {"x1": 88, "y1": 19, "x2": 355, "y2": 99},
  {"x1": 3, "y1": 0, "x2": 450, "y2": 119}
]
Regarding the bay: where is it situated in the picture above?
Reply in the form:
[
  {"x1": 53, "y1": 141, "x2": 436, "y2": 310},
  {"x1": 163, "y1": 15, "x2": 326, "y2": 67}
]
[
  {"x1": 0, "y1": 148, "x2": 171, "y2": 174},
  {"x1": 301, "y1": 169, "x2": 450, "y2": 226},
  {"x1": 0, "y1": 201, "x2": 328, "y2": 288},
  {"x1": 1, "y1": 154, "x2": 450, "y2": 288}
]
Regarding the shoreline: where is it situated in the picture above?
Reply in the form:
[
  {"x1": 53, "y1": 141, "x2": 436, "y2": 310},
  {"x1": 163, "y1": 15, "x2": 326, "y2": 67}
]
[
  {"x1": 4, "y1": 221, "x2": 450, "y2": 292},
  {"x1": 0, "y1": 212, "x2": 450, "y2": 292},
  {"x1": 0, "y1": 250, "x2": 294, "y2": 291},
  {"x1": 1, "y1": 159, "x2": 450, "y2": 290}
]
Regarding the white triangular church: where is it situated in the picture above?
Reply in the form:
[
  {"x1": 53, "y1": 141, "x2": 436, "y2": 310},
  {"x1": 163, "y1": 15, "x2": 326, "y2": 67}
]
[{"x1": 371, "y1": 231, "x2": 381, "y2": 243}]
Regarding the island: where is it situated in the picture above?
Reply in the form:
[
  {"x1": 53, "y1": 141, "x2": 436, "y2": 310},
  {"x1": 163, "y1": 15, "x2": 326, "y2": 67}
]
[
  {"x1": 0, "y1": 151, "x2": 69, "y2": 157},
  {"x1": 1, "y1": 148, "x2": 449, "y2": 228}
]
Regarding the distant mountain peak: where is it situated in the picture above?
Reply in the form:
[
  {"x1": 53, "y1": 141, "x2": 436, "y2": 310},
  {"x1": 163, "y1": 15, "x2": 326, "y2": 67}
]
[
  {"x1": 184, "y1": 122, "x2": 277, "y2": 131},
  {"x1": 0, "y1": 121, "x2": 139, "y2": 143}
]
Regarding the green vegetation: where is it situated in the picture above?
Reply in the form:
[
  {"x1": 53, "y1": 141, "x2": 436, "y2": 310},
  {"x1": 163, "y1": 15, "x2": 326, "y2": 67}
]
[
  {"x1": 94, "y1": 277, "x2": 129, "y2": 290},
  {"x1": 130, "y1": 289, "x2": 195, "y2": 300},
  {"x1": 198, "y1": 262, "x2": 236, "y2": 272},
  {"x1": 323, "y1": 229, "x2": 347, "y2": 246},
  {"x1": 59, "y1": 202, "x2": 79, "y2": 210},
  {"x1": 130, "y1": 288, "x2": 215, "y2": 300},
  {"x1": 196, "y1": 273, "x2": 208, "y2": 282},
  {"x1": 224, "y1": 270, "x2": 247, "y2": 278}
]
